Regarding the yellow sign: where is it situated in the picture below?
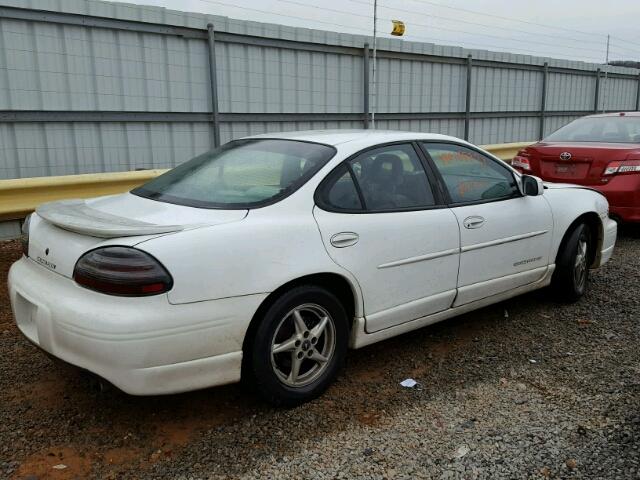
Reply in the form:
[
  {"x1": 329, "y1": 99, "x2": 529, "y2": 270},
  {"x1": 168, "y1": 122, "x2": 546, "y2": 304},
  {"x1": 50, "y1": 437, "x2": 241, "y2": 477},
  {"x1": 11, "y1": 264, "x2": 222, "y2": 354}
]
[{"x1": 391, "y1": 20, "x2": 405, "y2": 36}]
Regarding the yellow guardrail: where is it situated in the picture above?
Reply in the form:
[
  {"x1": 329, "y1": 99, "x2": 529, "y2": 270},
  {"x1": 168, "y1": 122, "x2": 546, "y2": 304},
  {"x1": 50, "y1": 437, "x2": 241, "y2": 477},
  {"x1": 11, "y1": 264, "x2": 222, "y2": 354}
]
[
  {"x1": 0, "y1": 142, "x2": 532, "y2": 222},
  {"x1": 0, "y1": 169, "x2": 168, "y2": 221},
  {"x1": 482, "y1": 142, "x2": 531, "y2": 162}
]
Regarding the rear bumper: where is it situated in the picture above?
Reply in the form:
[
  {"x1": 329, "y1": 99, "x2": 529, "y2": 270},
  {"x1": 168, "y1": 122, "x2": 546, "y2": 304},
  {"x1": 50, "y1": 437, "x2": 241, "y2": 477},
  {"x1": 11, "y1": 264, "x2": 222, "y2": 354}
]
[
  {"x1": 8, "y1": 257, "x2": 267, "y2": 395},
  {"x1": 589, "y1": 176, "x2": 640, "y2": 223},
  {"x1": 608, "y1": 205, "x2": 640, "y2": 223}
]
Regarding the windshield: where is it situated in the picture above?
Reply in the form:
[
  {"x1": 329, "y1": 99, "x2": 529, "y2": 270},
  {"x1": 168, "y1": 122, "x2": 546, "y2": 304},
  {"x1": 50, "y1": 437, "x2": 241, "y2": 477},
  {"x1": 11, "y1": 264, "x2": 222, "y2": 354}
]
[
  {"x1": 132, "y1": 139, "x2": 336, "y2": 208},
  {"x1": 544, "y1": 116, "x2": 640, "y2": 143}
]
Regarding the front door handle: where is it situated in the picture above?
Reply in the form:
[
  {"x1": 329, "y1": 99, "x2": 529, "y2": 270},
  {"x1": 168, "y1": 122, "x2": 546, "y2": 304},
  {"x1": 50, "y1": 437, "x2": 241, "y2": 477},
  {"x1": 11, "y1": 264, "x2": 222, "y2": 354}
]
[
  {"x1": 463, "y1": 216, "x2": 485, "y2": 229},
  {"x1": 330, "y1": 232, "x2": 359, "y2": 248}
]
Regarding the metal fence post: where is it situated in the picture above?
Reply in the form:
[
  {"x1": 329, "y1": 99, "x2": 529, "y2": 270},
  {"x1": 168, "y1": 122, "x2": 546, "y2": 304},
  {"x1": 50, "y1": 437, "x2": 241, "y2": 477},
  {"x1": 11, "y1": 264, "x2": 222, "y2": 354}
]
[
  {"x1": 464, "y1": 54, "x2": 472, "y2": 141},
  {"x1": 593, "y1": 68, "x2": 601, "y2": 113},
  {"x1": 363, "y1": 43, "x2": 370, "y2": 129},
  {"x1": 207, "y1": 23, "x2": 221, "y2": 148},
  {"x1": 636, "y1": 73, "x2": 640, "y2": 111},
  {"x1": 538, "y1": 62, "x2": 548, "y2": 140}
]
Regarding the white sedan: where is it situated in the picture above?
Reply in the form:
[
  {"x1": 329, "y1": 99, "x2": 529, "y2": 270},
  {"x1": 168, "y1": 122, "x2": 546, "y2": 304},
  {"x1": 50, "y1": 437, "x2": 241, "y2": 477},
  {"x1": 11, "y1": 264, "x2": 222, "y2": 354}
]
[{"x1": 9, "y1": 130, "x2": 617, "y2": 406}]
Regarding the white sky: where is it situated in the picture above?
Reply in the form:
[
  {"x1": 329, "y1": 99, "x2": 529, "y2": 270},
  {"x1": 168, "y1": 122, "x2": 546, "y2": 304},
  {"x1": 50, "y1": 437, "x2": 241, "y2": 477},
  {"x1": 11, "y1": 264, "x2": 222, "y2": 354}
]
[{"x1": 109, "y1": 0, "x2": 640, "y2": 64}]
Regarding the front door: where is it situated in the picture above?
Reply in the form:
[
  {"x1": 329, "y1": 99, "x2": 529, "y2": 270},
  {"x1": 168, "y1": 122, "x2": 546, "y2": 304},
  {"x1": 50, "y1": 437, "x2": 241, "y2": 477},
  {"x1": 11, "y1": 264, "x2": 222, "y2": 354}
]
[
  {"x1": 313, "y1": 142, "x2": 460, "y2": 332},
  {"x1": 420, "y1": 142, "x2": 553, "y2": 306}
]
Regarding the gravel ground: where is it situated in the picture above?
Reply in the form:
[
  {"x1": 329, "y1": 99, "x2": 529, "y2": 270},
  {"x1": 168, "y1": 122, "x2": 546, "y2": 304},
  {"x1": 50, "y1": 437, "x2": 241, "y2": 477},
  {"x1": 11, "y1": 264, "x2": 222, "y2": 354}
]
[{"x1": 1, "y1": 228, "x2": 639, "y2": 480}]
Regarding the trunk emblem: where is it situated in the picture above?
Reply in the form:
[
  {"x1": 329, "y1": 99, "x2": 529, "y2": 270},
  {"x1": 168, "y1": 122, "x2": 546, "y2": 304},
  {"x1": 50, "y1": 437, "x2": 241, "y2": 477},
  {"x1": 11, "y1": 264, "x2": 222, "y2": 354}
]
[
  {"x1": 559, "y1": 152, "x2": 572, "y2": 160},
  {"x1": 45, "y1": 248, "x2": 49, "y2": 256}
]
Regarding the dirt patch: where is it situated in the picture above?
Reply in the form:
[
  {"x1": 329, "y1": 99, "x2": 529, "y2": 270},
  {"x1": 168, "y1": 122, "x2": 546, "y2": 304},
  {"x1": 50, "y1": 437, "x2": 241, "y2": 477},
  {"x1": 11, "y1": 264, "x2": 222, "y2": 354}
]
[
  {"x1": 13, "y1": 446, "x2": 92, "y2": 480},
  {"x1": 6, "y1": 377, "x2": 68, "y2": 410},
  {"x1": 357, "y1": 411, "x2": 383, "y2": 426}
]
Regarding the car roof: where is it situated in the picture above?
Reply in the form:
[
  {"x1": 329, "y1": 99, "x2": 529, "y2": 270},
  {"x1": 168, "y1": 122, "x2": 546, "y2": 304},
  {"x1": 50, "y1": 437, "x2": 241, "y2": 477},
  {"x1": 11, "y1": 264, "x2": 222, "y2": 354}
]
[
  {"x1": 243, "y1": 129, "x2": 464, "y2": 147},
  {"x1": 583, "y1": 111, "x2": 640, "y2": 118}
]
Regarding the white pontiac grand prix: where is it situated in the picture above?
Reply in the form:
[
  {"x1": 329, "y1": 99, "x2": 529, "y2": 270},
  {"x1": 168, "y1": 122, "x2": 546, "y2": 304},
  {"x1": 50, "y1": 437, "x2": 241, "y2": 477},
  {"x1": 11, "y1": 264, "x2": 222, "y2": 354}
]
[{"x1": 9, "y1": 130, "x2": 617, "y2": 405}]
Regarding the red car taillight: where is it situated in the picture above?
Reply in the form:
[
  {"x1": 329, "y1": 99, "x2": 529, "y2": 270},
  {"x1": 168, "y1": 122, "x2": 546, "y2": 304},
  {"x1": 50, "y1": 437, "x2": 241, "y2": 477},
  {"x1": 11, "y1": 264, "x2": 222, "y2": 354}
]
[
  {"x1": 512, "y1": 150, "x2": 531, "y2": 171},
  {"x1": 73, "y1": 247, "x2": 173, "y2": 296},
  {"x1": 603, "y1": 160, "x2": 640, "y2": 176}
]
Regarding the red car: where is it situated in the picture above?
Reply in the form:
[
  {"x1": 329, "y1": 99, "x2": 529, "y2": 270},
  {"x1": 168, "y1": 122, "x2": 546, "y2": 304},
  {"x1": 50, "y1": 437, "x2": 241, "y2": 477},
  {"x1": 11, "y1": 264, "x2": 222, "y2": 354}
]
[{"x1": 512, "y1": 112, "x2": 640, "y2": 223}]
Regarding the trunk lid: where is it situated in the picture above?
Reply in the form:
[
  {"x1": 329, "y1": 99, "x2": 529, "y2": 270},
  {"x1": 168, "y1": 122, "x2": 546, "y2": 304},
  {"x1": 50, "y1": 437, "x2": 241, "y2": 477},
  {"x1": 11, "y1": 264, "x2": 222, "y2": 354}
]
[
  {"x1": 28, "y1": 193, "x2": 247, "y2": 278},
  {"x1": 527, "y1": 142, "x2": 640, "y2": 185}
]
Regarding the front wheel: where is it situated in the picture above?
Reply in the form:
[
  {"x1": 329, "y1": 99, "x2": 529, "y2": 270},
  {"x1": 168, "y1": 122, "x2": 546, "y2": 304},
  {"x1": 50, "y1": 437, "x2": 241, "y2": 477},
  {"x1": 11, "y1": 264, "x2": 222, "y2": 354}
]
[
  {"x1": 247, "y1": 285, "x2": 348, "y2": 406},
  {"x1": 551, "y1": 223, "x2": 592, "y2": 302}
]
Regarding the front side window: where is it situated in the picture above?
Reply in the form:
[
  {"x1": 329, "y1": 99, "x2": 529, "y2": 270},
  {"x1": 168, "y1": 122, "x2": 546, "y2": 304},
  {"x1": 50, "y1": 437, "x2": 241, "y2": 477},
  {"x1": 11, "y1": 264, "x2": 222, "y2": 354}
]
[
  {"x1": 422, "y1": 143, "x2": 518, "y2": 204},
  {"x1": 133, "y1": 139, "x2": 336, "y2": 208}
]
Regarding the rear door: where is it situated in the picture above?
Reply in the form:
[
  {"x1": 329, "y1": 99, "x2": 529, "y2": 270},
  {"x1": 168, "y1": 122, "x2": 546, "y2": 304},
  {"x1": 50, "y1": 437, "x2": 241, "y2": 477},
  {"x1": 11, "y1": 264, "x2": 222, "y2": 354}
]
[
  {"x1": 313, "y1": 142, "x2": 460, "y2": 333},
  {"x1": 420, "y1": 142, "x2": 553, "y2": 306}
]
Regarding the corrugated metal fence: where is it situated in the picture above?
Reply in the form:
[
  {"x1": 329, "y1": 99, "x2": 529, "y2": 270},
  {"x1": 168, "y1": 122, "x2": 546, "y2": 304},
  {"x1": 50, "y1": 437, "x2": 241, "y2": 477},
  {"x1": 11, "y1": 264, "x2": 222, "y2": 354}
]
[{"x1": 1, "y1": 0, "x2": 639, "y2": 180}]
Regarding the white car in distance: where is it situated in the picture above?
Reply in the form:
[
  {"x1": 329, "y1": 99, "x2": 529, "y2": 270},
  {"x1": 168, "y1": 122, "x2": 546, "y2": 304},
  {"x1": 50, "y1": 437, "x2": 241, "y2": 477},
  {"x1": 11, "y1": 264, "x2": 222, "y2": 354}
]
[{"x1": 9, "y1": 130, "x2": 617, "y2": 406}]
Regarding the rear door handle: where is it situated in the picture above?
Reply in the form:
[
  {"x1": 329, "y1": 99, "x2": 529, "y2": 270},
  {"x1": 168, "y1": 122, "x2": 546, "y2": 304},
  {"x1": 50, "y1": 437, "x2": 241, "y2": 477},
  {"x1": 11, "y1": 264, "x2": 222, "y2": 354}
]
[
  {"x1": 330, "y1": 232, "x2": 359, "y2": 248},
  {"x1": 463, "y1": 216, "x2": 485, "y2": 229}
]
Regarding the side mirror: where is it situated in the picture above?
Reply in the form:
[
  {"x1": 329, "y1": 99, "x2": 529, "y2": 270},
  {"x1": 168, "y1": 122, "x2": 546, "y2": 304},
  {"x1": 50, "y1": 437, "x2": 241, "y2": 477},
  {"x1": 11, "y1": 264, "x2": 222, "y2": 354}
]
[{"x1": 521, "y1": 175, "x2": 544, "y2": 196}]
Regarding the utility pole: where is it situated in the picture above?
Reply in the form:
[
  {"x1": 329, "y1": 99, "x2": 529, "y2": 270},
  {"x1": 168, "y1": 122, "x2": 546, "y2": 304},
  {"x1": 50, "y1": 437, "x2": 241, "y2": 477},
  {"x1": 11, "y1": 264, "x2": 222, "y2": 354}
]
[
  {"x1": 371, "y1": 0, "x2": 377, "y2": 129},
  {"x1": 602, "y1": 34, "x2": 610, "y2": 113}
]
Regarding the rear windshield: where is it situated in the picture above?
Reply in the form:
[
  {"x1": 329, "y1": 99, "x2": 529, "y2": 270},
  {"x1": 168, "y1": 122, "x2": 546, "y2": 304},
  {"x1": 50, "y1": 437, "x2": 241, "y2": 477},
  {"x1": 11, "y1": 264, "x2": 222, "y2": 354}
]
[
  {"x1": 132, "y1": 139, "x2": 336, "y2": 209},
  {"x1": 545, "y1": 116, "x2": 640, "y2": 143}
]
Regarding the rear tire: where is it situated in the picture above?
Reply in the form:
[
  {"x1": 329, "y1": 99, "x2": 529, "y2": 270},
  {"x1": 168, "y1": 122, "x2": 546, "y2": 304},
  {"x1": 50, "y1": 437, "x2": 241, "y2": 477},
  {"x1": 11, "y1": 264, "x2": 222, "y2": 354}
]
[
  {"x1": 247, "y1": 285, "x2": 348, "y2": 407},
  {"x1": 551, "y1": 223, "x2": 591, "y2": 302}
]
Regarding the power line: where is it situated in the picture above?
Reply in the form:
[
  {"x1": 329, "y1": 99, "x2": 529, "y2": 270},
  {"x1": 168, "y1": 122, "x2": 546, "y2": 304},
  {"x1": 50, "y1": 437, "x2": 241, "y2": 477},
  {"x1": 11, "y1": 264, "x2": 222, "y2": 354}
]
[
  {"x1": 608, "y1": 42, "x2": 640, "y2": 57},
  {"x1": 189, "y1": 0, "x2": 374, "y2": 35},
  {"x1": 194, "y1": 0, "x2": 608, "y2": 62},
  {"x1": 398, "y1": 0, "x2": 607, "y2": 39},
  {"x1": 267, "y1": 0, "x2": 609, "y2": 57},
  {"x1": 403, "y1": 0, "x2": 640, "y2": 58},
  {"x1": 109, "y1": 0, "x2": 640, "y2": 62},
  {"x1": 90, "y1": 0, "x2": 209, "y2": 26},
  {"x1": 379, "y1": 16, "x2": 607, "y2": 56},
  {"x1": 610, "y1": 35, "x2": 640, "y2": 50},
  {"x1": 400, "y1": 33, "x2": 605, "y2": 62},
  {"x1": 119, "y1": 0, "x2": 634, "y2": 64},
  {"x1": 345, "y1": 0, "x2": 609, "y2": 48}
]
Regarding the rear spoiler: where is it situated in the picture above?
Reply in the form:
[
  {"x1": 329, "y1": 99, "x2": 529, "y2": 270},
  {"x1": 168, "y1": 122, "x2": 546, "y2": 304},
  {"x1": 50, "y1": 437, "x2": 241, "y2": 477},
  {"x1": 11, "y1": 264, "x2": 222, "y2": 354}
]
[{"x1": 36, "y1": 199, "x2": 184, "y2": 238}]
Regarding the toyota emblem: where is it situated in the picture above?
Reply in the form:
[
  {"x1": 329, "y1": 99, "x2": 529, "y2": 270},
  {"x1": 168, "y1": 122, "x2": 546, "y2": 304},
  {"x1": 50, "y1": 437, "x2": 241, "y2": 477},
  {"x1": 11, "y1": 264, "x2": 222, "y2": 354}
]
[{"x1": 559, "y1": 152, "x2": 572, "y2": 161}]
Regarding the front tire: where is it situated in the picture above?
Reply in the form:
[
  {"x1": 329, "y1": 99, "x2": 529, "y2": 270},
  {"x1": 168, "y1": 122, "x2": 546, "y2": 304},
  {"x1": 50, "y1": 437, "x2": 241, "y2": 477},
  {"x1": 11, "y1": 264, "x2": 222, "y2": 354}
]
[
  {"x1": 551, "y1": 223, "x2": 592, "y2": 302},
  {"x1": 247, "y1": 285, "x2": 348, "y2": 407}
]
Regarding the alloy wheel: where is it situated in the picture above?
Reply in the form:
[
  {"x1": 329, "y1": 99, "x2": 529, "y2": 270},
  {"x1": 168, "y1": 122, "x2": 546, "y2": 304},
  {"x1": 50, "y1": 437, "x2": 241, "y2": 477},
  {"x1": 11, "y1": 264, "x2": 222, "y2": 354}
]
[
  {"x1": 573, "y1": 237, "x2": 588, "y2": 291},
  {"x1": 270, "y1": 303, "x2": 336, "y2": 388}
]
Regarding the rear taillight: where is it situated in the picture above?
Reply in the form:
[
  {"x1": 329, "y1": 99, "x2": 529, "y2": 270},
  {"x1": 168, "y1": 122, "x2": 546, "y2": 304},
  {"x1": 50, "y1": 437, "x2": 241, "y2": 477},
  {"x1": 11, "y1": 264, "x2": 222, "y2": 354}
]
[
  {"x1": 73, "y1": 246, "x2": 173, "y2": 296},
  {"x1": 603, "y1": 160, "x2": 640, "y2": 176},
  {"x1": 512, "y1": 155, "x2": 531, "y2": 171},
  {"x1": 512, "y1": 150, "x2": 531, "y2": 171},
  {"x1": 20, "y1": 214, "x2": 31, "y2": 257}
]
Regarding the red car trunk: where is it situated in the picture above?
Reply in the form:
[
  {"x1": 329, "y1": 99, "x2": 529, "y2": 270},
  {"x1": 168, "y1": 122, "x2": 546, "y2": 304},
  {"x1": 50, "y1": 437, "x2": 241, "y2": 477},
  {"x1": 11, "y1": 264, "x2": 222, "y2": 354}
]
[
  {"x1": 511, "y1": 112, "x2": 640, "y2": 222},
  {"x1": 521, "y1": 142, "x2": 640, "y2": 186}
]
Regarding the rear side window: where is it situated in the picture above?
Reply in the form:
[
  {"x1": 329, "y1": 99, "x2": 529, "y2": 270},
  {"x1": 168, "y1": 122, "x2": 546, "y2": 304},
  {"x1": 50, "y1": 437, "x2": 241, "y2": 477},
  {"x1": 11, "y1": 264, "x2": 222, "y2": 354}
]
[
  {"x1": 421, "y1": 142, "x2": 518, "y2": 204},
  {"x1": 319, "y1": 165, "x2": 363, "y2": 211},
  {"x1": 319, "y1": 143, "x2": 436, "y2": 212}
]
